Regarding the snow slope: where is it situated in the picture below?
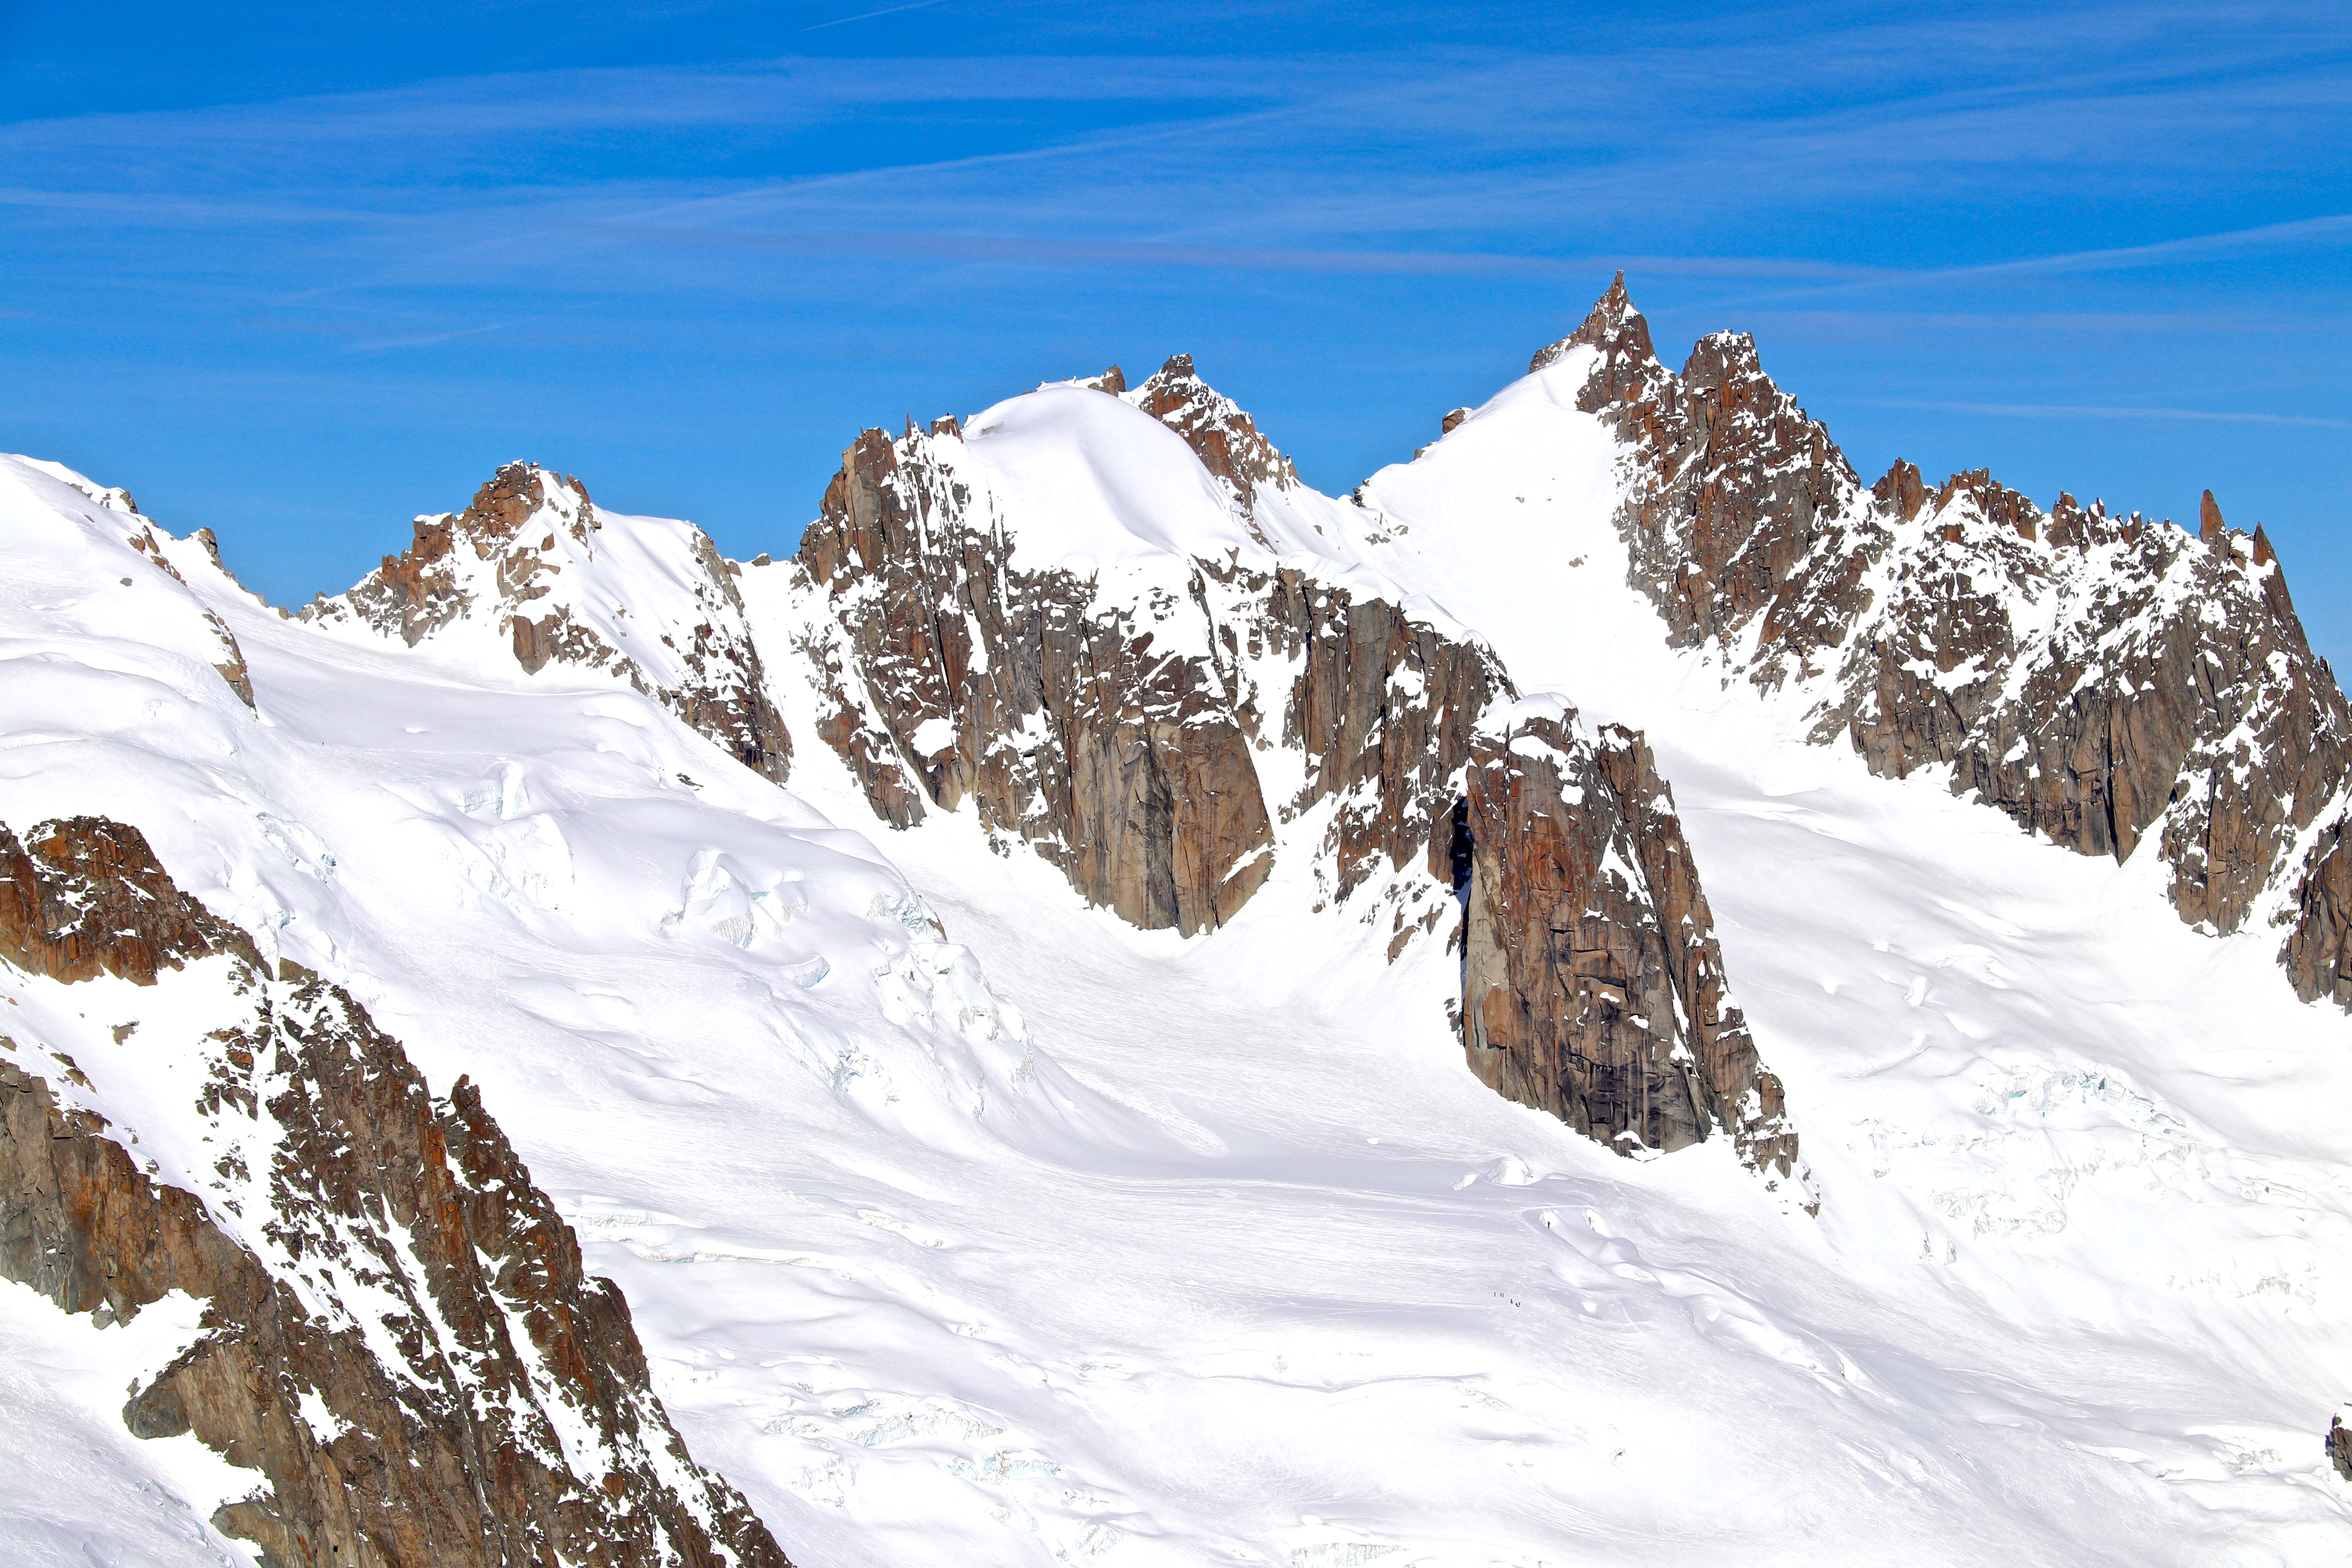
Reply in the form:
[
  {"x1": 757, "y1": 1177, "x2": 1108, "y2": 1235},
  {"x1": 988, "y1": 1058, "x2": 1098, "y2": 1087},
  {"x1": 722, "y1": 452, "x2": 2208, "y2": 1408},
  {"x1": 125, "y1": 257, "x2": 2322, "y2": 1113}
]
[{"x1": 5, "y1": 330, "x2": 2352, "y2": 1568}]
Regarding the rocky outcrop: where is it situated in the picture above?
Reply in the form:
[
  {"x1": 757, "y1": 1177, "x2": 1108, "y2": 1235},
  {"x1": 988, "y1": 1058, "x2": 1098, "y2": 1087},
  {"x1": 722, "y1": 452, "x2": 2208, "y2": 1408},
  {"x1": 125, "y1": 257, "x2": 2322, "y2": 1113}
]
[
  {"x1": 2330, "y1": 1407, "x2": 2352, "y2": 1482},
  {"x1": 1546, "y1": 275, "x2": 2352, "y2": 991},
  {"x1": 1536, "y1": 274, "x2": 1865, "y2": 661},
  {"x1": 1, "y1": 817, "x2": 261, "y2": 983},
  {"x1": 1120, "y1": 355, "x2": 1300, "y2": 515},
  {"x1": 112, "y1": 515, "x2": 261, "y2": 708},
  {"x1": 797, "y1": 427, "x2": 1274, "y2": 935},
  {"x1": 790, "y1": 390, "x2": 1804, "y2": 1178},
  {"x1": 312, "y1": 462, "x2": 791, "y2": 783},
  {"x1": 1459, "y1": 706, "x2": 1802, "y2": 1192},
  {"x1": 1246, "y1": 566, "x2": 1506, "y2": 909},
  {"x1": 2284, "y1": 813, "x2": 2352, "y2": 1007},
  {"x1": 0, "y1": 817, "x2": 790, "y2": 1568},
  {"x1": 794, "y1": 421, "x2": 1515, "y2": 939}
]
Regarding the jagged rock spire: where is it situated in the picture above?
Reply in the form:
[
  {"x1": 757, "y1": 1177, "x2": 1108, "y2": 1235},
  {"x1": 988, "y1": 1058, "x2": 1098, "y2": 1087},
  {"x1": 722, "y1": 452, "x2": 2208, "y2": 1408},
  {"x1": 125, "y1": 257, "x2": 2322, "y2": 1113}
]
[
  {"x1": 1530, "y1": 271, "x2": 1659, "y2": 381},
  {"x1": 1873, "y1": 459, "x2": 1929, "y2": 522}
]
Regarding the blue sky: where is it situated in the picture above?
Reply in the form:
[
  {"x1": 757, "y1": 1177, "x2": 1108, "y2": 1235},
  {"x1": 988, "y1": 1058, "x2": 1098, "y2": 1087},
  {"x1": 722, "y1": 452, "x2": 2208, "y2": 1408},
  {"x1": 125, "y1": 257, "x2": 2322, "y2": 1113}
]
[{"x1": 4, "y1": 2, "x2": 2349, "y2": 657}]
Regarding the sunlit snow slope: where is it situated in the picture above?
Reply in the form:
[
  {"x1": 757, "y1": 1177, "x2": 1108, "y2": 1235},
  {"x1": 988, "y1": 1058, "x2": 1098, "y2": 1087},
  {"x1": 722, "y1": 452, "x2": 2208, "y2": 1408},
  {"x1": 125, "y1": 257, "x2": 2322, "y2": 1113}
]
[{"x1": 5, "y1": 328, "x2": 2352, "y2": 1568}]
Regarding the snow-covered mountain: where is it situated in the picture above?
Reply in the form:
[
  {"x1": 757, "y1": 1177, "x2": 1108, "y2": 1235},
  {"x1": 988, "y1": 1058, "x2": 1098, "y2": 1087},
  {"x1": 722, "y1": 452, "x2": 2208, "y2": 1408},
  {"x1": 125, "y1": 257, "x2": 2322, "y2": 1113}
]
[
  {"x1": 5, "y1": 277, "x2": 2352, "y2": 1568},
  {"x1": 306, "y1": 460, "x2": 794, "y2": 785}
]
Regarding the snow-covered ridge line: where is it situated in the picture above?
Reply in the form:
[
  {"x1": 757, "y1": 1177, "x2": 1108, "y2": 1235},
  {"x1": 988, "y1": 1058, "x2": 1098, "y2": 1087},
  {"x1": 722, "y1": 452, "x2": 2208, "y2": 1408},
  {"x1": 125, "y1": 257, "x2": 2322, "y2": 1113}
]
[
  {"x1": 7, "y1": 321, "x2": 2352, "y2": 1566},
  {"x1": 0, "y1": 450, "x2": 1121, "y2": 1564},
  {"x1": 165, "y1": 347, "x2": 1811, "y2": 1181}
]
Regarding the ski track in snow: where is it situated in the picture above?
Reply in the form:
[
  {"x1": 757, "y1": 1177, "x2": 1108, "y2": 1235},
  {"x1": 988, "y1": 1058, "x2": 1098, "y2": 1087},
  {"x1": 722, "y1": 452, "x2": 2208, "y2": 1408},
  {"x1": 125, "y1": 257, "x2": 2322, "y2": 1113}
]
[{"x1": 4, "y1": 358, "x2": 2352, "y2": 1568}]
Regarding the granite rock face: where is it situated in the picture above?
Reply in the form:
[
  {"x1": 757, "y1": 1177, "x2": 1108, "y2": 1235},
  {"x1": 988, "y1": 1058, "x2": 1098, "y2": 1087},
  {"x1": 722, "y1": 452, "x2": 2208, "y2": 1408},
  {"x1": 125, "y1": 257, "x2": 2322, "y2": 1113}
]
[
  {"x1": 1545, "y1": 276, "x2": 2352, "y2": 997},
  {"x1": 0, "y1": 817, "x2": 791, "y2": 1568},
  {"x1": 2283, "y1": 820, "x2": 2352, "y2": 1007},
  {"x1": 313, "y1": 461, "x2": 792, "y2": 783},
  {"x1": 1536, "y1": 274, "x2": 1866, "y2": 662},
  {"x1": 1, "y1": 817, "x2": 260, "y2": 984},
  {"x1": 1459, "y1": 708, "x2": 1802, "y2": 1191},
  {"x1": 792, "y1": 412, "x2": 1512, "y2": 938},
  {"x1": 795, "y1": 426, "x2": 1275, "y2": 936}
]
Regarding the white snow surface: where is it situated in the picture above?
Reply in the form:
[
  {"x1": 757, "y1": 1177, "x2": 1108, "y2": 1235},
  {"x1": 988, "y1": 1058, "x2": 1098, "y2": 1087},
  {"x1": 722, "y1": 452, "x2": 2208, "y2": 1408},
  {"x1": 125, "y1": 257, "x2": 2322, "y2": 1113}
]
[
  {"x1": 0, "y1": 1281, "x2": 261, "y2": 1567},
  {"x1": 5, "y1": 342, "x2": 2352, "y2": 1568}
]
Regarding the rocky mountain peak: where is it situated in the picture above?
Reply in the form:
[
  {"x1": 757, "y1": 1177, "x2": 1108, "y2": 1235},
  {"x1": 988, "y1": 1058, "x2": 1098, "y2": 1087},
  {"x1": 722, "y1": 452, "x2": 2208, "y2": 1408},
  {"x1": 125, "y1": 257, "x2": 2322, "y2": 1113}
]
[
  {"x1": 1508, "y1": 276, "x2": 2352, "y2": 1006},
  {"x1": 1534, "y1": 290, "x2": 1861, "y2": 659},
  {"x1": 1120, "y1": 353, "x2": 1300, "y2": 513},
  {"x1": 459, "y1": 460, "x2": 595, "y2": 548},
  {"x1": 306, "y1": 461, "x2": 792, "y2": 783},
  {"x1": 2200, "y1": 486, "x2": 2226, "y2": 543},
  {"x1": 1928, "y1": 467, "x2": 2042, "y2": 541},
  {"x1": 1533, "y1": 270, "x2": 1648, "y2": 370},
  {"x1": 1681, "y1": 328, "x2": 1767, "y2": 391},
  {"x1": 1872, "y1": 458, "x2": 1929, "y2": 521}
]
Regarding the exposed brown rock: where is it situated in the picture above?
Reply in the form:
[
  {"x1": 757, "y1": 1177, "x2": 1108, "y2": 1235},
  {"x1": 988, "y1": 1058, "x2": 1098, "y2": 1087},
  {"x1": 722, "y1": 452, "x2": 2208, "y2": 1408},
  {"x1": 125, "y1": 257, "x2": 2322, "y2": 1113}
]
[
  {"x1": 2285, "y1": 821, "x2": 2352, "y2": 1007},
  {"x1": 1872, "y1": 459, "x2": 1927, "y2": 523},
  {"x1": 796, "y1": 416, "x2": 1520, "y2": 936},
  {"x1": 0, "y1": 816, "x2": 790, "y2": 1568},
  {"x1": 1548, "y1": 275, "x2": 2352, "y2": 991},
  {"x1": 1123, "y1": 355, "x2": 1300, "y2": 514},
  {"x1": 2330, "y1": 1408, "x2": 2352, "y2": 1482},
  {"x1": 315, "y1": 463, "x2": 791, "y2": 784},
  {"x1": 797, "y1": 429, "x2": 1272, "y2": 935},
  {"x1": 208, "y1": 616, "x2": 258, "y2": 708},
  {"x1": 1245, "y1": 567, "x2": 1506, "y2": 902},
  {"x1": 0, "y1": 817, "x2": 260, "y2": 984},
  {"x1": 1459, "y1": 711, "x2": 1802, "y2": 1189}
]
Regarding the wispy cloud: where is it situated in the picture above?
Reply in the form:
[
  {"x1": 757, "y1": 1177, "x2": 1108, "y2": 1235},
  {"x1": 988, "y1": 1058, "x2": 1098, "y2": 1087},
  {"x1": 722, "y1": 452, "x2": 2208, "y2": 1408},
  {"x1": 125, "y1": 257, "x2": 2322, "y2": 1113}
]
[
  {"x1": 2, "y1": 0, "x2": 2345, "y2": 627},
  {"x1": 1848, "y1": 214, "x2": 2352, "y2": 290},
  {"x1": 346, "y1": 320, "x2": 520, "y2": 353},
  {"x1": 1744, "y1": 308, "x2": 2339, "y2": 335},
  {"x1": 581, "y1": 222, "x2": 1887, "y2": 282},
  {"x1": 1861, "y1": 398, "x2": 2352, "y2": 430},
  {"x1": 800, "y1": 0, "x2": 946, "y2": 32}
]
